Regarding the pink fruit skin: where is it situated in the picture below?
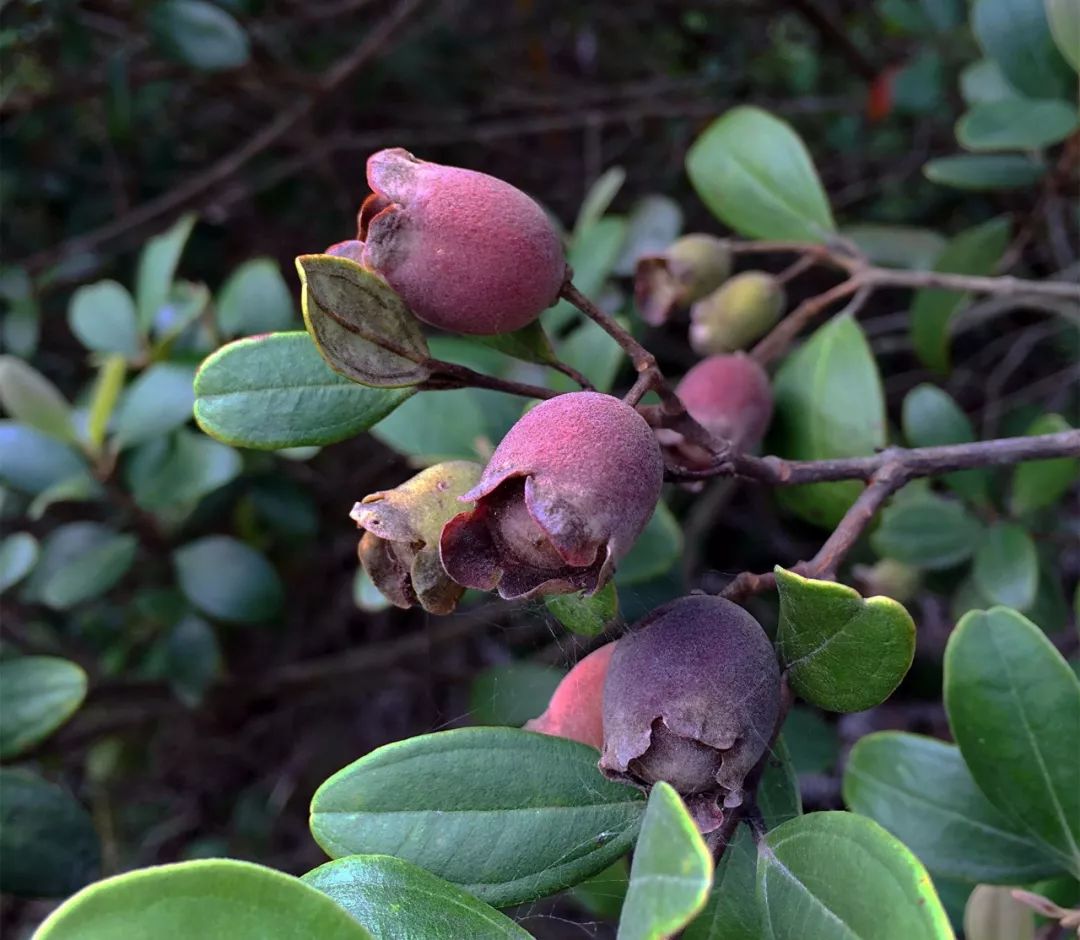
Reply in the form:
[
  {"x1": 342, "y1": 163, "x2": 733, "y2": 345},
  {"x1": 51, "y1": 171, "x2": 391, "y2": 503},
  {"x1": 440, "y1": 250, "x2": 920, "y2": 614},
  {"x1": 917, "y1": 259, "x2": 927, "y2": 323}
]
[
  {"x1": 524, "y1": 642, "x2": 617, "y2": 750},
  {"x1": 359, "y1": 149, "x2": 566, "y2": 335},
  {"x1": 439, "y1": 392, "x2": 664, "y2": 599},
  {"x1": 676, "y1": 353, "x2": 773, "y2": 450}
]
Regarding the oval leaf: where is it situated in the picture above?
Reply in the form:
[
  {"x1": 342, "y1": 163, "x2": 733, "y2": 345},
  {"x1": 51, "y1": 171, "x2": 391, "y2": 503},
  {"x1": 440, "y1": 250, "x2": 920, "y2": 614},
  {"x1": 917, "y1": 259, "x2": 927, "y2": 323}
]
[
  {"x1": 0, "y1": 421, "x2": 88, "y2": 495},
  {"x1": 757, "y1": 812, "x2": 954, "y2": 939},
  {"x1": 20, "y1": 523, "x2": 136, "y2": 610},
  {"x1": 973, "y1": 523, "x2": 1038, "y2": 610},
  {"x1": 775, "y1": 568, "x2": 915, "y2": 713},
  {"x1": 924, "y1": 154, "x2": 1045, "y2": 191},
  {"x1": 309, "y1": 727, "x2": 645, "y2": 907},
  {"x1": 149, "y1": 0, "x2": 251, "y2": 72},
  {"x1": 0, "y1": 355, "x2": 75, "y2": 443},
  {"x1": 901, "y1": 384, "x2": 988, "y2": 503},
  {"x1": 0, "y1": 769, "x2": 101, "y2": 898},
  {"x1": 173, "y1": 536, "x2": 282, "y2": 624},
  {"x1": 0, "y1": 531, "x2": 38, "y2": 593},
  {"x1": 684, "y1": 824, "x2": 759, "y2": 940},
  {"x1": 871, "y1": 492, "x2": 982, "y2": 570},
  {"x1": 617, "y1": 782, "x2": 713, "y2": 940},
  {"x1": 957, "y1": 99, "x2": 1079, "y2": 152},
  {"x1": 297, "y1": 253, "x2": 431, "y2": 388},
  {"x1": 134, "y1": 214, "x2": 196, "y2": 330},
  {"x1": 770, "y1": 315, "x2": 886, "y2": 528},
  {"x1": 67, "y1": 280, "x2": 141, "y2": 357},
  {"x1": 469, "y1": 663, "x2": 565, "y2": 727},
  {"x1": 545, "y1": 581, "x2": 619, "y2": 637},
  {"x1": 944, "y1": 607, "x2": 1080, "y2": 876},
  {"x1": 35, "y1": 858, "x2": 371, "y2": 939},
  {"x1": 217, "y1": 258, "x2": 296, "y2": 338},
  {"x1": 686, "y1": 106, "x2": 835, "y2": 242},
  {"x1": 972, "y1": 0, "x2": 1073, "y2": 98},
  {"x1": 844, "y1": 732, "x2": 1062, "y2": 883},
  {"x1": 0, "y1": 656, "x2": 87, "y2": 759},
  {"x1": 113, "y1": 362, "x2": 197, "y2": 448},
  {"x1": 1046, "y1": 0, "x2": 1080, "y2": 72},
  {"x1": 1010, "y1": 413, "x2": 1079, "y2": 514},
  {"x1": 195, "y1": 331, "x2": 413, "y2": 450},
  {"x1": 303, "y1": 854, "x2": 531, "y2": 939},
  {"x1": 615, "y1": 500, "x2": 683, "y2": 585}
]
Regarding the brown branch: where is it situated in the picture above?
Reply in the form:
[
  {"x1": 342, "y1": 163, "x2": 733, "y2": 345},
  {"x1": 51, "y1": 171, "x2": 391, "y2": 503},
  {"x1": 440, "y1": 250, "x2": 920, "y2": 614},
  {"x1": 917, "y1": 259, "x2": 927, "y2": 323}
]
[
  {"x1": 751, "y1": 277, "x2": 866, "y2": 366},
  {"x1": 421, "y1": 361, "x2": 559, "y2": 401}
]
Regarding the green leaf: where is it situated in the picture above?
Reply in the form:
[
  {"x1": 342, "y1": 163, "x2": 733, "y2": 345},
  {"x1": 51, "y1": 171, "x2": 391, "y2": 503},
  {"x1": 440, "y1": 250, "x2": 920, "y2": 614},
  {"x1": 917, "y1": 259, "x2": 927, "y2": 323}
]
[
  {"x1": 973, "y1": 523, "x2": 1038, "y2": 610},
  {"x1": 924, "y1": 154, "x2": 1045, "y2": 191},
  {"x1": 0, "y1": 769, "x2": 101, "y2": 898},
  {"x1": 149, "y1": 0, "x2": 250, "y2": 72},
  {"x1": 545, "y1": 581, "x2": 619, "y2": 636},
  {"x1": 1011, "y1": 414, "x2": 1079, "y2": 513},
  {"x1": 303, "y1": 855, "x2": 531, "y2": 939},
  {"x1": 352, "y1": 567, "x2": 390, "y2": 613},
  {"x1": 21, "y1": 523, "x2": 136, "y2": 610},
  {"x1": 618, "y1": 782, "x2": 712, "y2": 940},
  {"x1": 959, "y1": 59, "x2": 1023, "y2": 105},
  {"x1": 164, "y1": 614, "x2": 221, "y2": 707},
  {"x1": 0, "y1": 531, "x2": 38, "y2": 593},
  {"x1": 944, "y1": 607, "x2": 1080, "y2": 875},
  {"x1": 957, "y1": 99, "x2": 1079, "y2": 152},
  {"x1": 217, "y1": 258, "x2": 296, "y2": 338},
  {"x1": 871, "y1": 492, "x2": 982, "y2": 569},
  {"x1": 0, "y1": 355, "x2": 76, "y2": 443},
  {"x1": 844, "y1": 732, "x2": 1062, "y2": 883},
  {"x1": 757, "y1": 812, "x2": 954, "y2": 939},
  {"x1": 297, "y1": 253, "x2": 431, "y2": 388},
  {"x1": 474, "y1": 320, "x2": 559, "y2": 366},
  {"x1": 684, "y1": 824, "x2": 759, "y2": 940},
  {"x1": 27, "y1": 474, "x2": 103, "y2": 520},
  {"x1": 126, "y1": 429, "x2": 242, "y2": 511},
  {"x1": 613, "y1": 195, "x2": 683, "y2": 275},
  {"x1": 758, "y1": 736, "x2": 803, "y2": 828},
  {"x1": 686, "y1": 106, "x2": 835, "y2": 242},
  {"x1": 841, "y1": 225, "x2": 945, "y2": 270},
  {"x1": 0, "y1": 656, "x2": 87, "y2": 758},
  {"x1": 615, "y1": 500, "x2": 683, "y2": 585},
  {"x1": 113, "y1": 362, "x2": 197, "y2": 448},
  {"x1": 552, "y1": 316, "x2": 627, "y2": 393},
  {"x1": 782, "y1": 707, "x2": 839, "y2": 774},
  {"x1": 309, "y1": 727, "x2": 645, "y2": 907},
  {"x1": 569, "y1": 856, "x2": 630, "y2": 919},
  {"x1": 151, "y1": 280, "x2": 210, "y2": 345},
  {"x1": 0, "y1": 421, "x2": 88, "y2": 495},
  {"x1": 135, "y1": 214, "x2": 196, "y2": 331},
  {"x1": 35, "y1": 858, "x2": 371, "y2": 939},
  {"x1": 900, "y1": 385, "x2": 988, "y2": 503},
  {"x1": 173, "y1": 536, "x2": 283, "y2": 624},
  {"x1": 574, "y1": 166, "x2": 627, "y2": 238},
  {"x1": 910, "y1": 217, "x2": 1010, "y2": 373},
  {"x1": 775, "y1": 568, "x2": 915, "y2": 713},
  {"x1": 1046, "y1": 0, "x2": 1080, "y2": 71},
  {"x1": 545, "y1": 216, "x2": 628, "y2": 332},
  {"x1": 195, "y1": 331, "x2": 413, "y2": 450},
  {"x1": 468, "y1": 663, "x2": 565, "y2": 727},
  {"x1": 771, "y1": 315, "x2": 886, "y2": 528},
  {"x1": 67, "y1": 280, "x2": 141, "y2": 356},
  {"x1": 972, "y1": 0, "x2": 1073, "y2": 98}
]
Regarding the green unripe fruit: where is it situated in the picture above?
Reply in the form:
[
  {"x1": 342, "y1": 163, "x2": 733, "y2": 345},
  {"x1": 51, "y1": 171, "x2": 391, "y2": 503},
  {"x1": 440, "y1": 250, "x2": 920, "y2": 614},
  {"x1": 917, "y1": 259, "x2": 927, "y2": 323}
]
[
  {"x1": 634, "y1": 234, "x2": 732, "y2": 326},
  {"x1": 689, "y1": 270, "x2": 785, "y2": 355}
]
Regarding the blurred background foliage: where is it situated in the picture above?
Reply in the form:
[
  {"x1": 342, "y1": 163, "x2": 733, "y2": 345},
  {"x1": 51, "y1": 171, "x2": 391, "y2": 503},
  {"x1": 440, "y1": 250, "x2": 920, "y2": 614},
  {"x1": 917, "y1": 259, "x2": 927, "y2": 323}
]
[{"x1": 0, "y1": 0, "x2": 1077, "y2": 935}]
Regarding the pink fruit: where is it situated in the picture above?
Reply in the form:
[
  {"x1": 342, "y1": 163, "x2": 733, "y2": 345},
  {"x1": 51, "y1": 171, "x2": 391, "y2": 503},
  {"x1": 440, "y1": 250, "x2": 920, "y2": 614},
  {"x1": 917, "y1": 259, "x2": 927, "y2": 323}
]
[
  {"x1": 676, "y1": 353, "x2": 774, "y2": 451},
  {"x1": 524, "y1": 642, "x2": 617, "y2": 750}
]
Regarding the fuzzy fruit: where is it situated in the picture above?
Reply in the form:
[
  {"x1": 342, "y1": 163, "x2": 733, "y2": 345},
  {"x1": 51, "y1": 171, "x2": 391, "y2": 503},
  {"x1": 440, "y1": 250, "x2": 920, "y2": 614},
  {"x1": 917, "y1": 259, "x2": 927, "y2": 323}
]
[
  {"x1": 689, "y1": 270, "x2": 785, "y2": 355},
  {"x1": 354, "y1": 149, "x2": 566, "y2": 335},
  {"x1": 352, "y1": 461, "x2": 482, "y2": 614},
  {"x1": 439, "y1": 392, "x2": 664, "y2": 600},
  {"x1": 676, "y1": 353, "x2": 774, "y2": 450},
  {"x1": 600, "y1": 595, "x2": 780, "y2": 831},
  {"x1": 524, "y1": 642, "x2": 616, "y2": 750},
  {"x1": 634, "y1": 234, "x2": 732, "y2": 326}
]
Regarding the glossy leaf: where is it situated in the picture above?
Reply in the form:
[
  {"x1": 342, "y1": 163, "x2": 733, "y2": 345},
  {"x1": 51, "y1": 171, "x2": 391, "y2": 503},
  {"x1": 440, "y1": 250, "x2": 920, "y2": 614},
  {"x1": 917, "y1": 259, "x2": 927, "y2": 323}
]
[
  {"x1": 126, "y1": 429, "x2": 242, "y2": 511},
  {"x1": 195, "y1": 331, "x2": 413, "y2": 449},
  {"x1": 217, "y1": 258, "x2": 296, "y2": 337},
  {"x1": 135, "y1": 214, "x2": 196, "y2": 330},
  {"x1": 684, "y1": 824, "x2": 759, "y2": 940},
  {"x1": 1046, "y1": 0, "x2": 1080, "y2": 71},
  {"x1": 297, "y1": 253, "x2": 431, "y2": 388},
  {"x1": 0, "y1": 422, "x2": 88, "y2": 495},
  {"x1": 757, "y1": 812, "x2": 954, "y2": 939},
  {"x1": 0, "y1": 355, "x2": 75, "y2": 443},
  {"x1": 910, "y1": 217, "x2": 1010, "y2": 373},
  {"x1": 0, "y1": 769, "x2": 100, "y2": 898},
  {"x1": 469, "y1": 663, "x2": 564, "y2": 727},
  {"x1": 972, "y1": 0, "x2": 1072, "y2": 98},
  {"x1": 303, "y1": 854, "x2": 531, "y2": 939},
  {"x1": 309, "y1": 727, "x2": 645, "y2": 907},
  {"x1": 615, "y1": 500, "x2": 683, "y2": 585},
  {"x1": 1011, "y1": 414, "x2": 1079, "y2": 514},
  {"x1": 174, "y1": 536, "x2": 283, "y2": 624},
  {"x1": 618, "y1": 782, "x2": 712, "y2": 940},
  {"x1": 924, "y1": 154, "x2": 1045, "y2": 191},
  {"x1": 20, "y1": 522, "x2": 136, "y2": 610},
  {"x1": 686, "y1": 106, "x2": 835, "y2": 242},
  {"x1": 973, "y1": 523, "x2": 1038, "y2": 610},
  {"x1": 0, "y1": 531, "x2": 38, "y2": 593},
  {"x1": 871, "y1": 492, "x2": 982, "y2": 570},
  {"x1": 545, "y1": 581, "x2": 619, "y2": 636},
  {"x1": 944, "y1": 607, "x2": 1080, "y2": 875},
  {"x1": 776, "y1": 568, "x2": 915, "y2": 713},
  {"x1": 67, "y1": 280, "x2": 141, "y2": 356},
  {"x1": 113, "y1": 362, "x2": 197, "y2": 448},
  {"x1": 149, "y1": 0, "x2": 250, "y2": 72},
  {"x1": 35, "y1": 859, "x2": 371, "y2": 939},
  {"x1": 0, "y1": 656, "x2": 86, "y2": 758},
  {"x1": 901, "y1": 384, "x2": 989, "y2": 502},
  {"x1": 957, "y1": 99, "x2": 1079, "y2": 152},
  {"x1": 771, "y1": 315, "x2": 886, "y2": 528},
  {"x1": 844, "y1": 732, "x2": 1062, "y2": 883}
]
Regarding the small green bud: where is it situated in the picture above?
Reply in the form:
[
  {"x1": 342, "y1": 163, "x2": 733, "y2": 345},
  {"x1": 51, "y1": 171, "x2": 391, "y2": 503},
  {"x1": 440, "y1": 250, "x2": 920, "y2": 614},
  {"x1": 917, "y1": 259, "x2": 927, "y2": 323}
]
[
  {"x1": 634, "y1": 234, "x2": 732, "y2": 326},
  {"x1": 689, "y1": 270, "x2": 785, "y2": 354}
]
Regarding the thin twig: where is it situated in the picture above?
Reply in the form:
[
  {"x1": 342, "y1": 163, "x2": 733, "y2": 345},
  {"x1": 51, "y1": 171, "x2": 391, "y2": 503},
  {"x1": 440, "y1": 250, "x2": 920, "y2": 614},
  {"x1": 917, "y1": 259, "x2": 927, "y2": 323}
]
[
  {"x1": 422, "y1": 361, "x2": 559, "y2": 400},
  {"x1": 751, "y1": 276, "x2": 865, "y2": 366}
]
